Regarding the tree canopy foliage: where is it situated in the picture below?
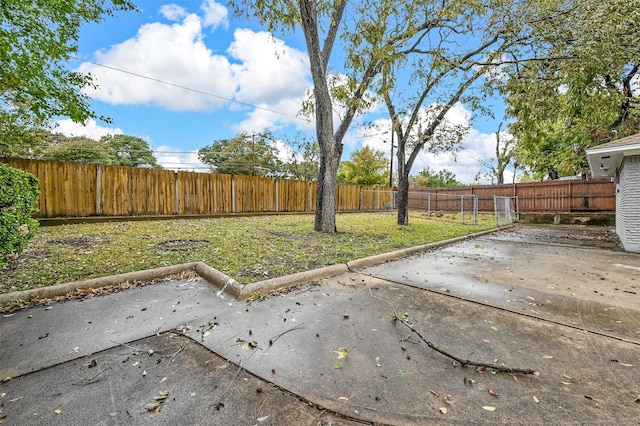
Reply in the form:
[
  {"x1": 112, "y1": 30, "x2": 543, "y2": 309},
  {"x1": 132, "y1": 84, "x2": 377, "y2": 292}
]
[
  {"x1": 501, "y1": 0, "x2": 640, "y2": 179},
  {"x1": 101, "y1": 134, "x2": 161, "y2": 168},
  {"x1": 337, "y1": 146, "x2": 388, "y2": 185},
  {"x1": 411, "y1": 167, "x2": 461, "y2": 188},
  {"x1": 371, "y1": 0, "x2": 573, "y2": 224},
  {"x1": 198, "y1": 132, "x2": 283, "y2": 177},
  {"x1": 0, "y1": 0, "x2": 136, "y2": 155},
  {"x1": 280, "y1": 133, "x2": 320, "y2": 181},
  {"x1": 30, "y1": 133, "x2": 161, "y2": 168}
]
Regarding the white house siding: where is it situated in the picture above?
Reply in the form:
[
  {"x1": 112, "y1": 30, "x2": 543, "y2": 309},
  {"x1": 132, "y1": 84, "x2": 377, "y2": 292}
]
[{"x1": 617, "y1": 155, "x2": 640, "y2": 252}]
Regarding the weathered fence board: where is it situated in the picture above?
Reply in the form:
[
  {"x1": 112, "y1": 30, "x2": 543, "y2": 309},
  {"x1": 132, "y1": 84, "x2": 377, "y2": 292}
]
[
  {"x1": 178, "y1": 171, "x2": 231, "y2": 215},
  {"x1": 277, "y1": 179, "x2": 312, "y2": 212}
]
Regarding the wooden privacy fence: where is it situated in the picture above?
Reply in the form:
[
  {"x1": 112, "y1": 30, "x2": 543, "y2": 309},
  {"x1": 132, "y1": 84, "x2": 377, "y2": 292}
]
[
  {"x1": 1, "y1": 158, "x2": 395, "y2": 218},
  {"x1": 2, "y1": 158, "x2": 615, "y2": 218},
  {"x1": 408, "y1": 179, "x2": 616, "y2": 213}
]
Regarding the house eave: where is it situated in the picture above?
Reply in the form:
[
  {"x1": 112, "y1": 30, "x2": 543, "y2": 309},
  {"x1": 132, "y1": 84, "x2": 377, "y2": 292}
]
[{"x1": 586, "y1": 143, "x2": 640, "y2": 178}]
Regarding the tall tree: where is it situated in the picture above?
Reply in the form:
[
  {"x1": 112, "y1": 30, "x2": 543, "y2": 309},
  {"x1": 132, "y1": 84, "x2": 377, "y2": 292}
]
[
  {"x1": 478, "y1": 122, "x2": 515, "y2": 184},
  {"x1": 281, "y1": 133, "x2": 320, "y2": 181},
  {"x1": 412, "y1": 167, "x2": 461, "y2": 188},
  {"x1": 0, "y1": 0, "x2": 136, "y2": 148},
  {"x1": 337, "y1": 146, "x2": 388, "y2": 185},
  {"x1": 101, "y1": 134, "x2": 161, "y2": 168},
  {"x1": 45, "y1": 136, "x2": 113, "y2": 164},
  {"x1": 230, "y1": 0, "x2": 400, "y2": 232},
  {"x1": 199, "y1": 132, "x2": 283, "y2": 177},
  {"x1": 379, "y1": 0, "x2": 573, "y2": 225},
  {"x1": 502, "y1": 0, "x2": 640, "y2": 178}
]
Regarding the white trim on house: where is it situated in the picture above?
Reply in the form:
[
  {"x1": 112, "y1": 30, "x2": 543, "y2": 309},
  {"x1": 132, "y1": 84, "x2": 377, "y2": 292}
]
[
  {"x1": 586, "y1": 134, "x2": 640, "y2": 178},
  {"x1": 587, "y1": 133, "x2": 640, "y2": 252}
]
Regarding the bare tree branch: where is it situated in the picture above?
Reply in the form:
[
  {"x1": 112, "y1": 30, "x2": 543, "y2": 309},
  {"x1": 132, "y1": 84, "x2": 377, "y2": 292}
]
[{"x1": 368, "y1": 287, "x2": 539, "y2": 376}]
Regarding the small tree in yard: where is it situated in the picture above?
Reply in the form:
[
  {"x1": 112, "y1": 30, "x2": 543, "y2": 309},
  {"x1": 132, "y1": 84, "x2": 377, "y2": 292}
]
[
  {"x1": 337, "y1": 146, "x2": 388, "y2": 185},
  {"x1": 0, "y1": 165, "x2": 39, "y2": 267},
  {"x1": 199, "y1": 132, "x2": 283, "y2": 177},
  {"x1": 380, "y1": 1, "x2": 575, "y2": 225},
  {"x1": 412, "y1": 167, "x2": 461, "y2": 188}
]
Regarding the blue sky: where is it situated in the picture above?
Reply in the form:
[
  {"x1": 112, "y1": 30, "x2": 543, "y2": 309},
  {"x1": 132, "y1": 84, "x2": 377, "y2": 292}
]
[{"x1": 55, "y1": 0, "x2": 512, "y2": 184}]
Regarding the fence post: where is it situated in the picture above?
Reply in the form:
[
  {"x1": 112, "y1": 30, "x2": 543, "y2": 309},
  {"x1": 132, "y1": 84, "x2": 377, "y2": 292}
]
[
  {"x1": 275, "y1": 179, "x2": 279, "y2": 212},
  {"x1": 359, "y1": 187, "x2": 363, "y2": 210},
  {"x1": 95, "y1": 164, "x2": 102, "y2": 216},
  {"x1": 231, "y1": 175, "x2": 236, "y2": 213},
  {"x1": 174, "y1": 171, "x2": 179, "y2": 215}
]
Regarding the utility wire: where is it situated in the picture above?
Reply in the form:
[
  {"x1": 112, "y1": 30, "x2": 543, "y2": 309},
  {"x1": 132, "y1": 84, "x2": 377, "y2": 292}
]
[
  {"x1": 67, "y1": 58, "x2": 391, "y2": 141},
  {"x1": 68, "y1": 55, "x2": 312, "y2": 124}
]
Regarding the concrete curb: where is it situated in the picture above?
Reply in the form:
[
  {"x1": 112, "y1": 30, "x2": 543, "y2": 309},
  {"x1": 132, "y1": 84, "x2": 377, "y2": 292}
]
[
  {"x1": 1, "y1": 226, "x2": 511, "y2": 307},
  {"x1": 346, "y1": 226, "x2": 507, "y2": 270},
  {"x1": 239, "y1": 264, "x2": 350, "y2": 300},
  {"x1": 0, "y1": 262, "x2": 198, "y2": 306},
  {"x1": 194, "y1": 262, "x2": 243, "y2": 299}
]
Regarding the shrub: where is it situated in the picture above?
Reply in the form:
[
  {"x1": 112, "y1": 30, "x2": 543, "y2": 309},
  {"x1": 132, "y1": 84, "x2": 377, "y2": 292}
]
[{"x1": 0, "y1": 164, "x2": 40, "y2": 267}]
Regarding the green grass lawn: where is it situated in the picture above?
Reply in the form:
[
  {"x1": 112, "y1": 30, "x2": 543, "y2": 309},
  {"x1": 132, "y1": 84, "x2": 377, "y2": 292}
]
[{"x1": 1, "y1": 211, "x2": 496, "y2": 294}]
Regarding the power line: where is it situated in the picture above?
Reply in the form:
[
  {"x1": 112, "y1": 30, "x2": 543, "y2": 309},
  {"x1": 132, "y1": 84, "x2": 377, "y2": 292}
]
[
  {"x1": 68, "y1": 55, "x2": 312, "y2": 124},
  {"x1": 13, "y1": 144, "x2": 243, "y2": 158}
]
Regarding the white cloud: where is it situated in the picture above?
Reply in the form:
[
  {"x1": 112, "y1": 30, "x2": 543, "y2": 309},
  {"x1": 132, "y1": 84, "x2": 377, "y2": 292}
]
[
  {"x1": 52, "y1": 119, "x2": 123, "y2": 140},
  {"x1": 78, "y1": 13, "x2": 236, "y2": 112},
  {"x1": 200, "y1": 0, "x2": 228, "y2": 29},
  {"x1": 228, "y1": 29, "x2": 310, "y2": 105},
  {"x1": 159, "y1": 4, "x2": 187, "y2": 21},
  {"x1": 77, "y1": 3, "x2": 310, "y2": 138}
]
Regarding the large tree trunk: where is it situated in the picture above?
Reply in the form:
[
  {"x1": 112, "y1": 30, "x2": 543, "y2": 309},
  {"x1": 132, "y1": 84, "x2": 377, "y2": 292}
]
[
  {"x1": 314, "y1": 154, "x2": 326, "y2": 231},
  {"x1": 395, "y1": 131, "x2": 409, "y2": 226},
  {"x1": 318, "y1": 153, "x2": 341, "y2": 232},
  {"x1": 314, "y1": 148, "x2": 341, "y2": 232},
  {"x1": 299, "y1": 0, "x2": 345, "y2": 233},
  {"x1": 396, "y1": 169, "x2": 410, "y2": 226}
]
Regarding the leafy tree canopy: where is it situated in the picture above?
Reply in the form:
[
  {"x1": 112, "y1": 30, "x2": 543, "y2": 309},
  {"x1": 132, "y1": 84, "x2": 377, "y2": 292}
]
[
  {"x1": 198, "y1": 132, "x2": 284, "y2": 177},
  {"x1": 0, "y1": 0, "x2": 136, "y2": 150},
  {"x1": 29, "y1": 132, "x2": 161, "y2": 168},
  {"x1": 45, "y1": 136, "x2": 113, "y2": 164},
  {"x1": 101, "y1": 134, "x2": 161, "y2": 168},
  {"x1": 501, "y1": 0, "x2": 640, "y2": 178},
  {"x1": 337, "y1": 146, "x2": 389, "y2": 186},
  {"x1": 411, "y1": 167, "x2": 461, "y2": 188}
]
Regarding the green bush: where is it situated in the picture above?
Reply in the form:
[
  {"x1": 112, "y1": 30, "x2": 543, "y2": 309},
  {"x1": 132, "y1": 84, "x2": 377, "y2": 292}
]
[{"x1": 0, "y1": 164, "x2": 40, "y2": 267}]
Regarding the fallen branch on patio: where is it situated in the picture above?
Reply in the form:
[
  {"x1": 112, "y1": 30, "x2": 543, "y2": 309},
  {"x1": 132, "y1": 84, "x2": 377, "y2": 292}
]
[{"x1": 368, "y1": 287, "x2": 539, "y2": 376}]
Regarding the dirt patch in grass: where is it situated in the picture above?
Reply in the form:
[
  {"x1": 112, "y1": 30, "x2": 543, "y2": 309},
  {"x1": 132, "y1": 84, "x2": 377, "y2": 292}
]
[
  {"x1": 47, "y1": 236, "x2": 96, "y2": 249},
  {"x1": 157, "y1": 240, "x2": 210, "y2": 251}
]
